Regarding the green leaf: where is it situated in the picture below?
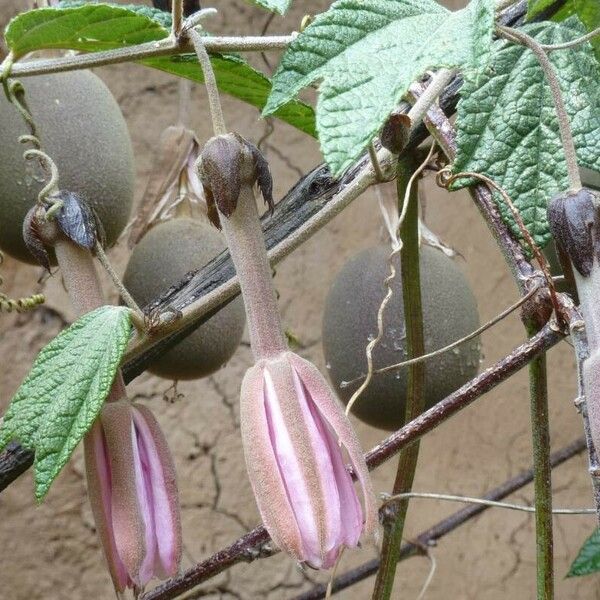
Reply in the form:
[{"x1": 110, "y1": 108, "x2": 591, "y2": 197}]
[
  {"x1": 0, "y1": 306, "x2": 132, "y2": 500},
  {"x1": 4, "y1": 3, "x2": 315, "y2": 136},
  {"x1": 247, "y1": 0, "x2": 292, "y2": 15},
  {"x1": 263, "y1": 0, "x2": 496, "y2": 175},
  {"x1": 527, "y1": 0, "x2": 600, "y2": 62},
  {"x1": 452, "y1": 18, "x2": 600, "y2": 249},
  {"x1": 5, "y1": 4, "x2": 167, "y2": 55},
  {"x1": 568, "y1": 529, "x2": 600, "y2": 577},
  {"x1": 143, "y1": 54, "x2": 316, "y2": 137}
]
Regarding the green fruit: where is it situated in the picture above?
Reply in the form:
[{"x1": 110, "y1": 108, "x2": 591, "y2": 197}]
[
  {"x1": 123, "y1": 218, "x2": 246, "y2": 380},
  {"x1": 322, "y1": 244, "x2": 481, "y2": 430},
  {"x1": 0, "y1": 70, "x2": 134, "y2": 263}
]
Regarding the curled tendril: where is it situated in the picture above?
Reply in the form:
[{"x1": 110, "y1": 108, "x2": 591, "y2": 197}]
[
  {"x1": 437, "y1": 167, "x2": 561, "y2": 323},
  {"x1": 22, "y1": 148, "x2": 60, "y2": 205},
  {"x1": 6, "y1": 79, "x2": 38, "y2": 140},
  {"x1": 0, "y1": 293, "x2": 45, "y2": 313}
]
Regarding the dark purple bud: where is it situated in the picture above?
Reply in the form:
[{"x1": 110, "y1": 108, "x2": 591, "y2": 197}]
[
  {"x1": 197, "y1": 133, "x2": 274, "y2": 224},
  {"x1": 547, "y1": 188, "x2": 600, "y2": 277},
  {"x1": 53, "y1": 191, "x2": 101, "y2": 250}
]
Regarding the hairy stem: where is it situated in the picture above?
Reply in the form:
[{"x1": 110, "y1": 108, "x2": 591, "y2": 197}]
[
  {"x1": 219, "y1": 185, "x2": 287, "y2": 360},
  {"x1": 372, "y1": 155, "x2": 425, "y2": 600},
  {"x1": 53, "y1": 235, "x2": 127, "y2": 400},
  {"x1": 498, "y1": 26, "x2": 581, "y2": 191}
]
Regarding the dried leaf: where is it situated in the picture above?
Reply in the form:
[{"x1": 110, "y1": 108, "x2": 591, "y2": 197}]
[{"x1": 22, "y1": 206, "x2": 50, "y2": 272}]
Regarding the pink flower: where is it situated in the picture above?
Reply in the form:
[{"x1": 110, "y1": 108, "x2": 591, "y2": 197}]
[
  {"x1": 84, "y1": 401, "x2": 182, "y2": 592},
  {"x1": 241, "y1": 351, "x2": 377, "y2": 569}
]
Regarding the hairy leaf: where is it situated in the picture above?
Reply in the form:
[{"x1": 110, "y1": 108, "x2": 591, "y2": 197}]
[
  {"x1": 0, "y1": 306, "x2": 132, "y2": 500},
  {"x1": 568, "y1": 528, "x2": 600, "y2": 577},
  {"x1": 4, "y1": 3, "x2": 315, "y2": 136},
  {"x1": 264, "y1": 0, "x2": 496, "y2": 175},
  {"x1": 452, "y1": 18, "x2": 600, "y2": 249}
]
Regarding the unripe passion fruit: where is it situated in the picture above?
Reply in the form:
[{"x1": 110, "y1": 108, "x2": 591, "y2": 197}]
[
  {"x1": 123, "y1": 218, "x2": 246, "y2": 380},
  {"x1": 0, "y1": 71, "x2": 134, "y2": 263},
  {"x1": 322, "y1": 244, "x2": 481, "y2": 430}
]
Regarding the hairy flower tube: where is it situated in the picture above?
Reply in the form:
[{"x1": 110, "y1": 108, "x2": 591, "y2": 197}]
[
  {"x1": 198, "y1": 133, "x2": 376, "y2": 569},
  {"x1": 242, "y1": 351, "x2": 376, "y2": 568},
  {"x1": 84, "y1": 400, "x2": 182, "y2": 592}
]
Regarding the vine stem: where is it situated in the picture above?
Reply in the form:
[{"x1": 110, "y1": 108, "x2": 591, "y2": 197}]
[
  {"x1": 371, "y1": 154, "x2": 425, "y2": 600},
  {"x1": 8, "y1": 35, "x2": 295, "y2": 79},
  {"x1": 188, "y1": 27, "x2": 226, "y2": 137},
  {"x1": 498, "y1": 25, "x2": 581, "y2": 191},
  {"x1": 526, "y1": 330, "x2": 554, "y2": 600},
  {"x1": 171, "y1": 0, "x2": 183, "y2": 38}
]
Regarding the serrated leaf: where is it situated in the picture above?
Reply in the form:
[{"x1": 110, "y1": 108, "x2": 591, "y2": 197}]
[
  {"x1": 247, "y1": 0, "x2": 292, "y2": 15},
  {"x1": 452, "y1": 18, "x2": 600, "y2": 249},
  {"x1": 0, "y1": 306, "x2": 132, "y2": 499},
  {"x1": 4, "y1": 4, "x2": 315, "y2": 136},
  {"x1": 263, "y1": 0, "x2": 496, "y2": 175},
  {"x1": 568, "y1": 528, "x2": 600, "y2": 577}
]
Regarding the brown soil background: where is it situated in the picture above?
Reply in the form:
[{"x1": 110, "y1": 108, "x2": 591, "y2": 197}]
[{"x1": 1, "y1": 1, "x2": 599, "y2": 599}]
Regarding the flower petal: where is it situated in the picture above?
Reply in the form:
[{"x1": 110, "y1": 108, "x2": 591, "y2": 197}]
[
  {"x1": 287, "y1": 353, "x2": 377, "y2": 538},
  {"x1": 132, "y1": 404, "x2": 182, "y2": 579},
  {"x1": 84, "y1": 421, "x2": 130, "y2": 592},
  {"x1": 240, "y1": 361, "x2": 305, "y2": 561},
  {"x1": 100, "y1": 401, "x2": 147, "y2": 586}
]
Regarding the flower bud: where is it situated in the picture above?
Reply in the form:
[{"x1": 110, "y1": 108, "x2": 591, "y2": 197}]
[
  {"x1": 240, "y1": 351, "x2": 376, "y2": 569},
  {"x1": 84, "y1": 401, "x2": 182, "y2": 592}
]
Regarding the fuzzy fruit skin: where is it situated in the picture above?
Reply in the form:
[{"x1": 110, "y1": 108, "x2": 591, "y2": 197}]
[
  {"x1": 322, "y1": 244, "x2": 481, "y2": 430},
  {"x1": 0, "y1": 70, "x2": 134, "y2": 264},
  {"x1": 123, "y1": 218, "x2": 246, "y2": 380}
]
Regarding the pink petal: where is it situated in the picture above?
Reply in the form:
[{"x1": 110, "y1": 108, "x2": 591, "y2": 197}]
[
  {"x1": 287, "y1": 353, "x2": 377, "y2": 539},
  {"x1": 131, "y1": 417, "x2": 157, "y2": 587},
  {"x1": 132, "y1": 405, "x2": 182, "y2": 579},
  {"x1": 84, "y1": 421, "x2": 130, "y2": 592},
  {"x1": 240, "y1": 362, "x2": 305, "y2": 562},
  {"x1": 100, "y1": 402, "x2": 147, "y2": 586},
  {"x1": 264, "y1": 368, "x2": 321, "y2": 565}
]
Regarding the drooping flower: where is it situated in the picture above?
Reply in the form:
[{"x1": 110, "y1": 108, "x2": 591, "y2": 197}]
[
  {"x1": 84, "y1": 400, "x2": 182, "y2": 592},
  {"x1": 241, "y1": 351, "x2": 377, "y2": 569}
]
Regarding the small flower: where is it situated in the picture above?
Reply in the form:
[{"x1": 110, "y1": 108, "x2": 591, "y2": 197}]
[
  {"x1": 241, "y1": 351, "x2": 377, "y2": 569},
  {"x1": 84, "y1": 401, "x2": 182, "y2": 592}
]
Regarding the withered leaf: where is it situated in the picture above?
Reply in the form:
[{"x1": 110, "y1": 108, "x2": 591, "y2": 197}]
[
  {"x1": 244, "y1": 138, "x2": 274, "y2": 215},
  {"x1": 380, "y1": 111, "x2": 411, "y2": 154},
  {"x1": 547, "y1": 188, "x2": 600, "y2": 277},
  {"x1": 22, "y1": 206, "x2": 50, "y2": 272}
]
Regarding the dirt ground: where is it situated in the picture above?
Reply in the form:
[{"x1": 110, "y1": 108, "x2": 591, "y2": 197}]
[{"x1": 1, "y1": 1, "x2": 599, "y2": 599}]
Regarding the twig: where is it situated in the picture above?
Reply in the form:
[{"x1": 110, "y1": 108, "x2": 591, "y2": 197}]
[
  {"x1": 8, "y1": 36, "x2": 296, "y2": 79},
  {"x1": 139, "y1": 321, "x2": 565, "y2": 600},
  {"x1": 381, "y1": 492, "x2": 595, "y2": 514},
  {"x1": 292, "y1": 437, "x2": 587, "y2": 600},
  {"x1": 371, "y1": 153, "x2": 426, "y2": 600},
  {"x1": 171, "y1": 0, "x2": 184, "y2": 38},
  {"x1": 498, "y1": 25, "x2": 581, "y2": 191}
]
